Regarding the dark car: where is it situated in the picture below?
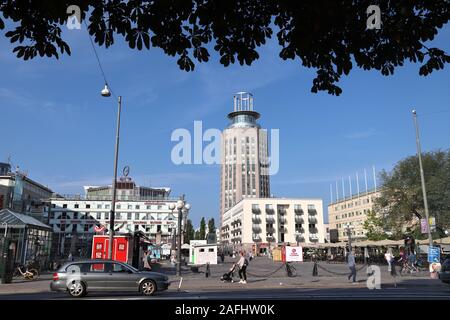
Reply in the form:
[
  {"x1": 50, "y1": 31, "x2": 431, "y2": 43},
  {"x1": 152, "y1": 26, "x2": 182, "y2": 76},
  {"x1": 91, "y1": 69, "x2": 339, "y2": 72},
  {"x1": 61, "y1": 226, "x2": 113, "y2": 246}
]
[
  {"x1": 50, "y1": 259, "x2": 170, "y2": 297},
  {"x1": 438, "y1": 258, "x2": 450, "y2": 284}
]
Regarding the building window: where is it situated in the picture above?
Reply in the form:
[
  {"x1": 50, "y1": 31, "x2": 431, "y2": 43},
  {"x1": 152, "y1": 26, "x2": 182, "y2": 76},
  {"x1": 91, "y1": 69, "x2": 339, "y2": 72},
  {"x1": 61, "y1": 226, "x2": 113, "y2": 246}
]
[
  {"x1": 96, "y1": 213, "x2": 101, "y2": 219},
  {"x1": 127, "y1": 205, "x2": 132, "y2": 210},
  {"x1": 97, "y1": 204, "x2": 102, "y2": 209},
  {"x1": 127, "y1": 213, "x2": 132, "y2": 220},
  {"x1": 63, "y1": 204, "x2": 67, "y2": 208},
  {"x1": 72, "y1": 224, "x2": 77, "y2": 232},
  {"x1": 105, "y1": 204, "x2": 110, "y2": 209},
  {"x1": 135, "y1": 213, "x2": 139, "y2": 220},
  {"x1": 117, "y1": 204, "x2": 121, "y2": 209},
  {"x1": 136, "y1": 205, "x2": 140, "y2": 210},
  {"x1": 74, "y1": 204, "x2": 79, "y2": 209},
  {"x1": 105, "y1": 213, "x2": 109, "y2": 220},
  {"x1": 86, "y1": 204, "x2": 91, "y2": 209},
  {"x1": 73, "y1": 212, "x2": 78, "y2": 219}
]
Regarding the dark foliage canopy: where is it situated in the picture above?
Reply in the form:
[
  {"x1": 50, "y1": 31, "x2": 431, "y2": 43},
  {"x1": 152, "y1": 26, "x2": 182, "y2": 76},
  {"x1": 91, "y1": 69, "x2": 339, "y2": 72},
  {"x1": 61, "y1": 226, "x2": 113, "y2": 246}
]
[{"x1": 1, "y1": 0, "x2": 449, "y2": 95}]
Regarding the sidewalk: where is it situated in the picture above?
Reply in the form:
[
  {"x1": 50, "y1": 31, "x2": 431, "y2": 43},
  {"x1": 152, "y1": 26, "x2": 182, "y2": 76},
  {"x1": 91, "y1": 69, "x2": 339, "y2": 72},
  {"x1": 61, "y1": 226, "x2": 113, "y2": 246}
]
[{"x1": 0, "y1": 259, "x2": 442, "y2": 296}]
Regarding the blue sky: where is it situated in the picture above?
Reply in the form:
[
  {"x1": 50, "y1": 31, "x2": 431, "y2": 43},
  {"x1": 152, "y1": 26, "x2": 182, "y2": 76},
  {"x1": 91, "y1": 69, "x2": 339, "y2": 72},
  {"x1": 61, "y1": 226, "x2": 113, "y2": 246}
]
[{"x1": 1, "y1": 23, "x2": 449, "y2": 227}]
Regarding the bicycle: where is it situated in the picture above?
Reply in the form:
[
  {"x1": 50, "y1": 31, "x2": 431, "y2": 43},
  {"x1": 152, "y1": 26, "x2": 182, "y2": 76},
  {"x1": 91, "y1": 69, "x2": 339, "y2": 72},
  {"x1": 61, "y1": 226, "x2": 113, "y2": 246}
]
[
  {"x1": 285, "y1": 262, "x2": 297, "y2": 277},
  {"x1": 13, "y1": 265, "x2": 39, "y2": 280}
]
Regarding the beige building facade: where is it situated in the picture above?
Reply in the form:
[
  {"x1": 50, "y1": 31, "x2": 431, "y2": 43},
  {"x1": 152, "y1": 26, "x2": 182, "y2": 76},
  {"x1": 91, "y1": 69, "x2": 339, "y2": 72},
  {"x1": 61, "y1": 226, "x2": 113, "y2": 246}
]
[
  {"x1": 220, "y1": 92, "x2": 270, "y2": 228},
  {"x1": 327, "y1": 189, "x2": 381, "y2": 242},
  {"x1": 221, "y1": 198, "x2": 325, "y2": 253}
]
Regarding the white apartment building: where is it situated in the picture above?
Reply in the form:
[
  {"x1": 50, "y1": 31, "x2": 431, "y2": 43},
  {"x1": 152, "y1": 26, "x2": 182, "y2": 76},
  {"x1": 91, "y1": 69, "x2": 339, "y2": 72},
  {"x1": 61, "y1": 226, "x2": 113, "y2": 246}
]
[
  {"x1": 221, "y1": 198, "x2": 325, "y2": 253},
  {"x1": 328, "y1": 189, "x2": 381, "y2": 242},
  {"x1": 49, "y1": 177, "x2": 186, "y2": 257}
]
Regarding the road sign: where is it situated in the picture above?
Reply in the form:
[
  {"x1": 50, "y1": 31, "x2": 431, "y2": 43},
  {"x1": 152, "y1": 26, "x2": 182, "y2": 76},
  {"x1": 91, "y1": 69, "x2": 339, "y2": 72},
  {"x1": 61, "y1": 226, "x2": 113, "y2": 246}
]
[{"x1": 428, "y1": 246, "x2": 440, "y2": 263}]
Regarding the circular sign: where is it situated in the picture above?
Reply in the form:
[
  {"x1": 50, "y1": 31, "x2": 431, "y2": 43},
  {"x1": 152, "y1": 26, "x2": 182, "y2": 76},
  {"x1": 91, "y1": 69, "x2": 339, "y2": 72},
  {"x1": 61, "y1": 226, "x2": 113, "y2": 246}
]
[{"x1": 123, "y1": 166, "x2": 130, "y2": 177}]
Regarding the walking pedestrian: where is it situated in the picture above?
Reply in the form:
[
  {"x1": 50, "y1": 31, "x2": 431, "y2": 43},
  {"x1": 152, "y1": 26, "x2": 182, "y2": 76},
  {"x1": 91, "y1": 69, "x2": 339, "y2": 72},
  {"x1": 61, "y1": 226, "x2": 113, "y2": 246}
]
[
  {"x1": 237, "y1": 251, "x2": 249, "y2": 284},
  {"x1": 347, "y1": 250, "x2": 357, "y2": 283},
  {"x1": 68, "y1": 252, "x2": 73, "y2": 262},
  {"x1": 142, "y1": 251, "x2": 152, "y2": 271},
  {"x1": 384, "y1": 249, "x2": 394, "y2": 273}
]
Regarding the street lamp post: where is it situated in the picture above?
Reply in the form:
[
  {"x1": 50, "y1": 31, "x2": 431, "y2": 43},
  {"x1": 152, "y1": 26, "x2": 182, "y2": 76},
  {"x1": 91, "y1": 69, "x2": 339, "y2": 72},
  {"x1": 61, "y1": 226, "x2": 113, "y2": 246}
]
[
  {"x1": 345, "y1": 223, "x2": 353, "y2": 253},
  {"x1": 412, "y1": 109, "x2": 433, "y2": 250},
  {"x1": 101, "y1": 84, "x2": 122, "y2": 260},
  {"x1": 168, "y1": 196, "x2": 190, "y2": 277}
]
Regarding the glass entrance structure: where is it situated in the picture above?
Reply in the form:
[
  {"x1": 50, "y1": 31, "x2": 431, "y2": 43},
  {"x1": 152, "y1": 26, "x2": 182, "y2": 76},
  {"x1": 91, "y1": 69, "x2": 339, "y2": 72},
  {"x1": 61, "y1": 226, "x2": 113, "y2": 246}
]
[{"x1": 0, "y1": 209, "x2": 52, "y2": 268}]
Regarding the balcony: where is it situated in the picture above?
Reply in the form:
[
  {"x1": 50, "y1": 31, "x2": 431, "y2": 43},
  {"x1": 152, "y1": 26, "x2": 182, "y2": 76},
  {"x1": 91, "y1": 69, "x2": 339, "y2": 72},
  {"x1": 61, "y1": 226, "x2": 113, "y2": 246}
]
[
  {"x1": 279, "y1": 217, "x2": 287, "y2": 224},
  {"x1": 266, "y1": 236, "x2": 275, "y2": 243},
  {"x1": 252, "y1": 235, "x2": 262, "y2": 242},
  {"x1": 252, "y1": 206, "x2": 261, "y2": 214},
  {"x1": 295, "y1": 216, "x2": 304, "y2": 224},
  {"x1": 309, "y1": 226, "x2": 318, "y2": 233},
  {"x1": 277, "y1": 207, "x2": 287, "y2": 215},
  {"x1": 252, "y1": 226, "x2": 262, "y2": 234},
  {"x1": 266, "y1": 216, "x2": 275, "y2": 224},
  {"x1": 308, "y1": 208, "x2": 317, "y2": 216},
  {"x1": 279, "y1": 226, "x2": 287, "y2": 233},
  {"x1": 265, "y1": 206, "x2": 274, "y2": 213},
  {"x1": 296, "y1": 235, "x2": 305, "y2": 243},
  {"x1": 252, "y1": 216, "x2": 261, "y2": 224},
  {"x1": 308, "y1": 217, "x2": 317, "y2": 224},
  {"x1": 309, "y1": 234, "x2": 319, "y2": 242},
  {"x1": 295, "y1": 228, "x2": 305, "y2": 234},
  {"x1": 232, "y1": 237, "x2": 242, "y2": 243},
  {"x1": 266, "y1": 227, "x2": 275, "y2": 233},
  {"x1": 294, "y1": 207, "x2": 304, "y2": 215}
]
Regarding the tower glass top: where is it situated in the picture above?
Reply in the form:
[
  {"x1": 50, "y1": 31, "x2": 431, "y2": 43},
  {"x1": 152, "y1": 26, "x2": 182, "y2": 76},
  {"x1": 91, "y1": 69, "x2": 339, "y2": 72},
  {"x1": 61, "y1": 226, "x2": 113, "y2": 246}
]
[{"x1": 227, "y1": 92, "x2": 260, "y2": 128}]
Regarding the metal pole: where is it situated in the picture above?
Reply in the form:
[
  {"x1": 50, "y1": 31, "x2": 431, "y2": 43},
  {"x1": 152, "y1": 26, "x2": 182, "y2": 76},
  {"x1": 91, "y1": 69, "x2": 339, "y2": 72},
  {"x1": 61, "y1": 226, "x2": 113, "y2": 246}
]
[
  {"x1": 347, "y1": 225, "x2": 352, "y2": 252},
  {"x1": 108, "y1": 95, "x2": 122, "y2": 260},
  {"x1": 177, "y1": 195, "x2": 185, "y2": 276},
  {"x1": 1, "y1": 222, "x2": 7, "y2": 237},
  {"x1": 412, "y1": 109, "x2": 433, "y2": 248}
]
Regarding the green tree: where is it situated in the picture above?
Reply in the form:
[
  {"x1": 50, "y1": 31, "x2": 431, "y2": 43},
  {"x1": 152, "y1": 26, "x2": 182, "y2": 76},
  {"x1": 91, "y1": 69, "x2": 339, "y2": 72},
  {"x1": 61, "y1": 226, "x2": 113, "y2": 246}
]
[
  {"x1": 207, "y1": 218, "x2": 216, "y2": 234},
  {"x1": 199, "y1": 217, "x2": 207, "y2": 240},
  {"x1": 1, "y1": 1, "x2": 449, "y2": 95},
  {"x1": 374, "y1": 150, "x2": 450, "y2": 238},
  {"x1": 362, "y1": 210, "x2": 387, "y2": 241},
  {"x1": 194, "y1": 230, "x2": 200, "y2": 240},
  {"x1": 184, "y1": 219, "x2": 195, "y2": 244}
]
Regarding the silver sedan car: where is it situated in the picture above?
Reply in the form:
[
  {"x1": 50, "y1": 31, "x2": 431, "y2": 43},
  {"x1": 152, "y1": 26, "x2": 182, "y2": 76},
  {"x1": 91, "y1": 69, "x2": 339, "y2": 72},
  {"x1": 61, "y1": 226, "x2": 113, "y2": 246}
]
[{"x1": 50, "y1": 259, "x2": 170, "y2": 297}]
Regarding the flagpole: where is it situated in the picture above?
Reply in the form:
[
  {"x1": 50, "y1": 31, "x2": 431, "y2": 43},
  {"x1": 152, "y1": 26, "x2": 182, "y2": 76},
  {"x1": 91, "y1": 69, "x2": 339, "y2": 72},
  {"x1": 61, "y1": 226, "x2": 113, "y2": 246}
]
[
  {"x1": 364, "y1": 168, "x2": 368, "y2": 195},
  {"x1": 348, "y1": 176, "x2": 352, "y2": 199},
  {"x1": 356, "y1": 172, "x2": 360, "y2": 198}
]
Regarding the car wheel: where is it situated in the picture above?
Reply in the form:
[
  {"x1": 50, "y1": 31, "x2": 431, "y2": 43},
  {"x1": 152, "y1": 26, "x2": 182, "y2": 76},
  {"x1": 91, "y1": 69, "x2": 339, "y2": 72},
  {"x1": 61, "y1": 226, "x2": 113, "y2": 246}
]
[
  {"x1": 68, "y1": 281, "x2": 86, "y2": 298},
  {"x1": 140, "y1": 280, "x2": 156, "y2": 296}
]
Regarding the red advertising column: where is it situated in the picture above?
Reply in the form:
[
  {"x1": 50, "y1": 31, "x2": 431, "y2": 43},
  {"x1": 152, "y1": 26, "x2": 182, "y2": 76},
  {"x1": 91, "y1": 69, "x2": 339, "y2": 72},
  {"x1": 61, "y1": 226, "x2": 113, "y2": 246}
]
[{"x1": 281, "y1": 246, "x2": 286, "y2": 262}]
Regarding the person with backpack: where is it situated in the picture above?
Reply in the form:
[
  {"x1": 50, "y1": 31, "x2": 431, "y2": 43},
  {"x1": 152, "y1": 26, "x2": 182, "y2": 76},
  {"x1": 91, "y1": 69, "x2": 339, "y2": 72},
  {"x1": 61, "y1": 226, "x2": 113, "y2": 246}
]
[{"x1": 237, "y1": 251, "x2": 249, "y2": 284}]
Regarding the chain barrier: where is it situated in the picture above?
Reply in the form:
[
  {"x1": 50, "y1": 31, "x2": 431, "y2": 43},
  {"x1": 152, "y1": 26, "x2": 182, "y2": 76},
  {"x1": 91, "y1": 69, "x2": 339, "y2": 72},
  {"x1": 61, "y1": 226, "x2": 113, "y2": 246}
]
[
  {"x1": 246, "y1": 263, "x2": 287, "y2": 278},
  {"x1": 315, "y1": 263, "x2": 368, "y2": 276}
]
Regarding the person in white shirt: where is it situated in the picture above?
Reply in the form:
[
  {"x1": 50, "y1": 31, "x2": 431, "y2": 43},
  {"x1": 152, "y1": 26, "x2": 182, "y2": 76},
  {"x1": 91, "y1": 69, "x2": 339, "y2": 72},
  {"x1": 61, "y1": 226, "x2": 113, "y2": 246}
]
[{"x1": 236, "y1": 251, "x2": 249, "y2": 284}]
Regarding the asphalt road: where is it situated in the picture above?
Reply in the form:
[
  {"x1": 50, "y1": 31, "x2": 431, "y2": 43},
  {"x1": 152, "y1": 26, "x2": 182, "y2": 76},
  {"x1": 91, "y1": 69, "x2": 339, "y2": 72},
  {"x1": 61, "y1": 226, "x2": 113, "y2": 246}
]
[{"x1": 1, "y1": 285, "x2": 449, "y2": 300}]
